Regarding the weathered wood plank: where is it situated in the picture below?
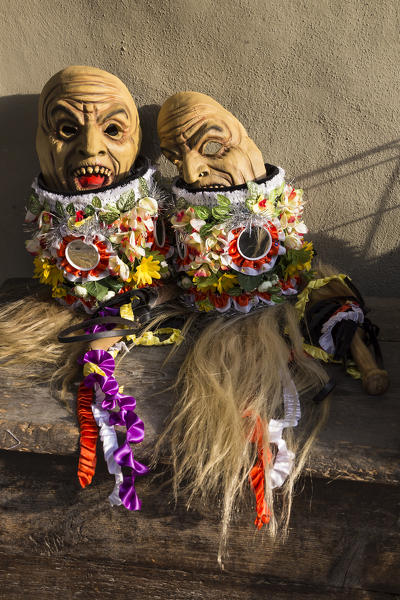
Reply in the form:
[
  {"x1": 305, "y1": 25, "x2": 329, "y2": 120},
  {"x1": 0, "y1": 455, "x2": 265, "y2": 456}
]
[
  {"x1": 0, "y1": 555, "x2": 395, "y2": 600},
  {"x1": 1, "y1": 452, "x2": 399, "y2": 594},
  {"x1": 0, "y1": 279, "x2": 399, "y2": 486}
]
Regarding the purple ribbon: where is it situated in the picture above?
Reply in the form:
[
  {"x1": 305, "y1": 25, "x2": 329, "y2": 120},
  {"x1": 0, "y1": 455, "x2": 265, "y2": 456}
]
[
  {"x1": 85, "y1": 306, "x2": 120, "y2": 335},
  {"x1": 79, "y1": 349, "x2": 148, "y2": 511}
]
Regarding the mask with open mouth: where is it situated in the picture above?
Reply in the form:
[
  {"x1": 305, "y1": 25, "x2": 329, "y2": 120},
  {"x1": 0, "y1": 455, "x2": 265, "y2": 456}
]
[
  {"x1": 26, "y1": 67, "x2": 171, "y2": 312},
  {"x1": 36, "y1": 65, "x2": 141, "y2": 193}
]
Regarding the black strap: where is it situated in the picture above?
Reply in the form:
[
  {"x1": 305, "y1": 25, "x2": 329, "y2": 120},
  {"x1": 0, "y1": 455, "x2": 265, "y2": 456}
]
[
  {"x1": 332, "y1": 320, "x2": 358, "y2": 362},
  {"x1": 58, "y1": 289, "x2": 157, "y2": 343},
  {"x1": 58, "y1": 313, "x2": 152, "y2": 343},
  {"x1": 312, "y1": 378, "x2": 336, "y2": 404},
  {"x1": 93, "y1": 287, "x2": 158, "y2": 315}
]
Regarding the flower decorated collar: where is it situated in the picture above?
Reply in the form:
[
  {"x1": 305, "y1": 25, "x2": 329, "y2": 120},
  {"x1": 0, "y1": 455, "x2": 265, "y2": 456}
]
[
  {"x1": 29, "y1": 157, "x2": 154, "y2": 216},
  {"x1": 169, "y1": 164, "x2": 314, "y2": 314},
  {"x1": 172, "y1": 164, "x2": 284, "y2": 207},
  {"x1": 25, "y1": 159, "x2": 170, "y2": 312}
]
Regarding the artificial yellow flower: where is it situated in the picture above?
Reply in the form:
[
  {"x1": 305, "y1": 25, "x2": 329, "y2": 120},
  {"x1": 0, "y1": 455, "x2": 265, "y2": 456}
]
[
  {"x1": 33, "y1": 257, "x2": 67, "y2": 298},
  {"x1": 216, "y1": 273, "x2": 238, "y2": 294},
  {"x1": 285, "y1": 241, "x2": 314, "y2": 278},
  {"x1": 51, "y1": 285, "x2": 67, "y2": 298},
  {"x1": 192, "y1": 277, "x2": 218, "y2": 292},
  {"x1": 197, "y1": 299, "x2": 214, "y2": 312},
  {"x1": 33, "y1": 256, "x2": 64, "y2": 287},
  {"x1": 132, "y1": 255, "x2": 161, "y2": 287}
]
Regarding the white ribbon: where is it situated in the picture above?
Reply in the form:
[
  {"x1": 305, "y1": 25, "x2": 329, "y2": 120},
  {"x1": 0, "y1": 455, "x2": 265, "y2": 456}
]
[
  {"x1": 268, "y1": 379, "x2": 300, "y2": 490},
  {"x1": 92, "y1": 385, "x2": 123, "y2": 507},
  {"x1": 319, "y1": 303, "x2": 364, "y2": 355}
]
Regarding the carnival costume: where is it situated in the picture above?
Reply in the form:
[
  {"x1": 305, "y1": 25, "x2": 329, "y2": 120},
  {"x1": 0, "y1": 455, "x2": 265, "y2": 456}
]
[
  {"x1": 15, "y1": 66, "x2": 180, "y2": 511},
  {"x1": 157, "y1": 91, "x2": 388, "y2": 560}
]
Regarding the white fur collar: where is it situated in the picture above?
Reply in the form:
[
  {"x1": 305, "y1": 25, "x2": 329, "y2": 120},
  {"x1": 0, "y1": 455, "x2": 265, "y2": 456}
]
[
  {"x1": 31, "y1": 166, "x2": 156, "y2": 212},
  {"x1": 172, "y1": 166, "x2": 285, "y2": 207}
]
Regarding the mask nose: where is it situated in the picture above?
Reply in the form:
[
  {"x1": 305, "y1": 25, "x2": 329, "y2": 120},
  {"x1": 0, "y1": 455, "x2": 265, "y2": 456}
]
[
  {"x1": 182, "y1": 151, "x2": 210, "y2": 184},
  {"x1": 77, "y1": 123, "x2": 106, "y2": 158}
]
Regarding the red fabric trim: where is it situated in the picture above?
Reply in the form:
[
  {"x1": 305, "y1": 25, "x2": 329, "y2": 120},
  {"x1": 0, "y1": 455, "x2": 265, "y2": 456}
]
[{"x1": 77, "y1": 382, "x2": 98, "y2": 488}]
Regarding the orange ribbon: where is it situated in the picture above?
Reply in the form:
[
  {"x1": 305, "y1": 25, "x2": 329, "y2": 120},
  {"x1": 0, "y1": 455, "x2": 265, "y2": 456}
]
[
  {"x1": 245, "y1": 412, "x2": 272, "y2": 529},
  {"x1": 77, "y1": 382, "x2": 98, "y2": 488}
]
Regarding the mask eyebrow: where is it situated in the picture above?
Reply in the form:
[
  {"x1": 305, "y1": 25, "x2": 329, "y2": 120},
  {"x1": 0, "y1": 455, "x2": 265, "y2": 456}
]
[
  {"x1": 50, "y1": 104, "x2": 82, "y2": 124},
  {"x1": 99, "y1": 108, "x2": 130, "y2": 123},
  {"x1": 186, "y1": 123, "x2": 224, "y2": 148}
]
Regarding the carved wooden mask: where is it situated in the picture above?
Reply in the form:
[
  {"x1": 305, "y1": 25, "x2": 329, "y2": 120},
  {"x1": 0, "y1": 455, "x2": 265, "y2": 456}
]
[
  {"x1": 36, "y1": 65, "x2": 141, "y2": 193},
  {"x1": 157, "y1": 91, "x2": 266, "y2": 188}
]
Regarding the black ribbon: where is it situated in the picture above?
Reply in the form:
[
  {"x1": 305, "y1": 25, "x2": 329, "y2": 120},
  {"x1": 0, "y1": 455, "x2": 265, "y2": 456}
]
[{"x1": 58, "y1": 288, "x2": 158, "y2": 344}]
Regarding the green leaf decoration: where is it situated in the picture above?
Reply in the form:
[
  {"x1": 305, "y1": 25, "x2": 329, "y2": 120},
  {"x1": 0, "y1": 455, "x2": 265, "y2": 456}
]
[
  {"x1": 193, "y1": 205, "x2": 211, "y2": 220},
  {"x1": 102, "y1": 276, "x2": 123, "y2": 293},
  {"x1": 139, "y1": 177, "x2": 149, "y2": 197},
  {"x1": 99, "y1": 204, "x2": 120, "y2": 224},
  {"x1": 55, "y1": 201, "x2": 65, "y2": 218},
  {"x1": 216, "y1": 194, "x2": 231, "y2": 208},
  {"x1": 85, "y1": 281, "x2": 109, "y2": 301},
  {"x1": 211, "y1": 206, "x2": 230, "y2": 221},
  {"x1": 227, "y1": 286, "x2": 243, "y2": 296},
  {"x1": 92, "y1": 196, "x2": 102, "y2": 208},
  {"x1": 270, "y1": 294, "x2": 285, "y2": 304},
  {"x1": 117, "y1": 190, "x2": 136, "y2": 212},
  {"x1": 246, "y1": 181, "x2": 260, "y2": 201},
  {"x1": 200, "y1": 223, "x2": 215, "y2": 239},
  {"x1": 145, "y1": 249, "x2": 164, "y2": 262},
  {"x1": 65, "y1": 203, "x2": 76, "y2": 216},
  {"x1": 27, "y1": 192, "x2": 42, "y2": 216},
  {"x1": 176, "y1": 197, "x2": 188, "y2": 210},
  {"x1": 237, "y1": 272, "x2": 263, "y2": 292},
  {"x1": 245, "y1": 197, "x2": 256, "y2": 211},
  {"x1": 84, "y1": 205, "x2": 95, "y2": 217},
  {"x1": 43, "y1": 199, "x2": 50, "y2": 212},
  {"x1": 286, "y1": 247, "x2": 312, "y2": 264},
  {"x1": 276, "y1": 182, "x2": 285, "y2": 198}
]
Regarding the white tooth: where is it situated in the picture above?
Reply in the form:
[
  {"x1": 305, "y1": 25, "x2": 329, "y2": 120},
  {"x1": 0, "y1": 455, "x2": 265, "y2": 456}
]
[
  {"x1": 87, "y1": 166, "x2": 93, "y2": 174},
  {"x1": 81, "y1": 167, "x2": 86, "y2": 175},
  {"x1": 99, "y1": 167, "x2": 105, "y2": 174},
  {"x1": 94, "y1": 165, "x2": 99, "y2": 173}
]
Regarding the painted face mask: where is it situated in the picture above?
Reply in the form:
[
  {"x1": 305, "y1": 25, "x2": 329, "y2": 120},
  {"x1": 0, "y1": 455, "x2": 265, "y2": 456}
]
[
  {"x1": 158, "y1": 91, "x2": 311, "y2": 314},
  {"x1": 26, "y1": 66, "x2": 171, "y2": 312},
  {"x1": 36, "y1": 65, "x2": 141, "y2": 193},
  {"x1": 158, "y1": 91, "x2": 266, "y2": 189}
]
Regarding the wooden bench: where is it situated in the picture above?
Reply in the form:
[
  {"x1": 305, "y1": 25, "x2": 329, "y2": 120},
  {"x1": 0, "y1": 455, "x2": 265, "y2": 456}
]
[{"x1": 1, "y1": 279, "x2": 399, "y2": 599}]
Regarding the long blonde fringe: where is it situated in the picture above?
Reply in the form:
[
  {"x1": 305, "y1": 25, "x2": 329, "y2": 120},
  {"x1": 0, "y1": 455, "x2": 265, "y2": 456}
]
[
  {"x1": 0, "y1": 291, "x2": 85, "y2": 401},
  {"x1": 156, "y1": 302, "x2": 330, "y2": 561}
]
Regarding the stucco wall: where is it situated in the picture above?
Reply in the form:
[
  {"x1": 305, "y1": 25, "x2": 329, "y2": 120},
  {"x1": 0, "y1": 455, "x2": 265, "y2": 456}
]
[{"x1": 1, "y1": 0, "x2": 399, "y2": 294}]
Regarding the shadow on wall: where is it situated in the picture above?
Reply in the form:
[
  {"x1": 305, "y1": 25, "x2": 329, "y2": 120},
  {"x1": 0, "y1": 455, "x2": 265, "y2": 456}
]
[
  {"x1": 311, "y1": 232, "x2": 400, "y2": 297},
  {"x1": 297, "y1": 139, "x2": 400, "y2": 296},
  {"x1": 0, "y1": 94, "x2": 40, "y2": 282},
  {"x1": 138, "y1": 104, "x2": 162, "y2": 163}
]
